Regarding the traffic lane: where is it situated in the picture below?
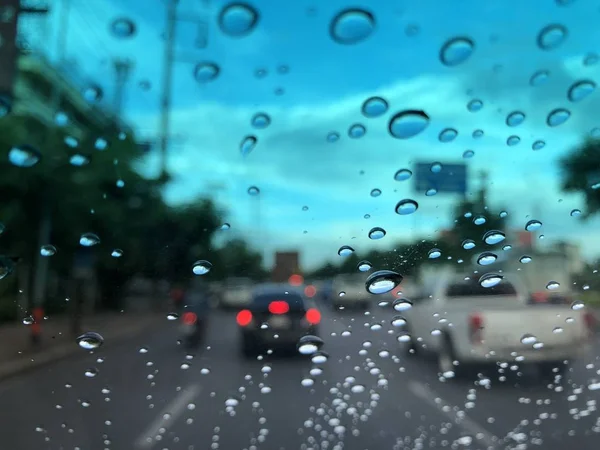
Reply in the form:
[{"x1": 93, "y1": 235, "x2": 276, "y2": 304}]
[
  {"x1": 0, "y1": 319, "x2": 202, "y2": 450},
  {"x1": 395, "y1": 337, "x2": 600, "y2": 449},
  {"x1": 150, "y1": 307, "x2": 489, "y2": 449}
]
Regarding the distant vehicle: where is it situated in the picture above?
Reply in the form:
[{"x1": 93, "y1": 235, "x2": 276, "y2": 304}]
[
  {"x1": 236, "y1": 284, "x2": 321, "y2": 357},
  {"x1": 403, "y1": 274, "x2": 594, "y2": 380},
  {"x1": 220, "y1": 277, "x2": 253, "y2": 309},
  {"x1": 179, "y1": 283, "x2": 211, "y2": 349},
  {"x1": 331, "y1": 274, "x2": 370, "y2": 310}
]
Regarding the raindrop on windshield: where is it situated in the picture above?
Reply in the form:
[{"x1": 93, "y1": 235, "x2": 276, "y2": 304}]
[
  {"x1": 571, "y1": 300, "x2": 585, "y2": 310},
  {"x1": 438, "y1": 128, "x2": 458, "y2": 142},
  {"x1": 349, "y1": 123, "x2": 366, "y2": 138},
  {"x1": 462, "y1": 150, "x2": 475, "y2": 159},
  {"x1": 84, "y1": 368, "x2": 99, "y2": 378},
  {"x1": 338, "y1": 245, "x2": 354, "y2": 256},
  {"x1": 394, "y1": 169, "x2": 412, "y2": 181},
  {"x1": 546, "y1": 281, "x2": 560, "y2": 290},
  {"x1": 311, "y1": 351, "x2": 329, "y2": 364},
  {"x1": 83, "y1": 85, "x2": 103, "y2": 102},
  {"x1": 462, "y1": 239, "x2": 476, "y2": 250},
  {"x1": 368, "y1": 227, "x2": 386, "y2": 240},
  {"x1": 366, "y1": 270, "x2": 403, "y2": 294},
  {"x1": 357, "y1": 260, "x2": 372, "y2": 272},
  {"x1": 570, "y1": 209, "x2": 581, "y2": 217},
  {"x1": 192, "y1": 260, "x2": 212, "y2": 275},
  {"x1": 477, "y1": 252, "x2": 497, "y2": 266},
  {"x1": 329, "y1": 8, "x2": 375, "y2": 45},
  {"x1": 251, "y1": 112, "x2": 271, "y2": 129},
  {"x1": 507, "y1": 135, "x2": 520, "y2": 146},
  {"x1": 391, "y1": 316, "x2": 407, "y2": 327},
  {"x1": 8, "y1": 145, "x2": 41, "y2": 168},
  {"x1": 567, "y1": 80, "x2": 596, "y2": 102},
  {"x1": 525, "y1": 219, "x2": 542, "y2": 231},
  {"x1": 167, "y1": 313, "x2": 179, "y2": 321},
  {"x1": 546, "y1": 108, "x2": 571, "y2": 127},
  {"x1": 532, "y1": 140, "x2": 546, "y2": 150},
  {"x1": 520, "y1": 334, "x2": 537, "y2": 345},
  {"x1": 483, "y1": 230, "x2": 505, "y2": 245},
  {"x1": 110, "y1": 17, "x2": 136, "y2": 38},
  {"x1": 218, "y1": 3, "x2": 259, "y2": 36},
  {"x1": 247, "y1": 186, "x2": 260, "y2": 196},
  {"x1": 193, "y1": 62, "x2": 220, "y2": 82},
  {"x1": 467, "y1": 99, "x2": 483, "y2": 112},
  {"x1": 473, "y1": 215, "x2": 486, "y2": 225},
  {"x1": 79, "y1": 233, "x2": 100, "y2": 247},
  {"x1": 537, "y1": 24, "x2": 568, "y2": 50},
  {"x1": 428, "y1": 248, "x2": 441, "y2": 259},
  {"x1": 395, "y1": 199, "x2": 419, "y2": 215},
  {"x1": 388, "y1": 110, "x2": 430, "y2": 139},
  {"x1": 370, "y1": 188, "x2": 381, "y2": 197},
  {"x1": 519, "y1": 255, "x2": 532, "y2": 264},
  {"x1": 393, "y1": 298, "x2": 413, "y2": 312},
  {"x1": 506, "y1": 111, "x2": 526, "y2": 126},
  {"x1": 361, "y1": 96, "x2": 388, "y2": 117},
  {"x1": 297, "y1": 335, "x2": 324, "y2": 355},
  {"x1": 111, "y1": 249, "x2": 123, "y2": 258},
  {"x1": 240, "y1": 135, "x2": 257, "y2": 156},
  {"x1": 326, "y1": 131, "x2": 340, "y2": 142},
  {"x1": 76, "y1": 332, "x2": 104, "y2": 350},
  {"x1": 40, "y1": 245, "x2": 56, "y2": 256},
  {"x1": 69, "y1": 153, "x2": 91, "y2": 166},
  {"x1": 439, "y1": 36, "x2": 475, "y2": 66},
  {"x1": 479, "y1": 273, "x2": 503, "y2": 288}
]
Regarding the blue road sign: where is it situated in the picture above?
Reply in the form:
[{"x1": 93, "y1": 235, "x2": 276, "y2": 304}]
[{"x1": 414, "y1": 162, "x2": 468, "y2": 194}]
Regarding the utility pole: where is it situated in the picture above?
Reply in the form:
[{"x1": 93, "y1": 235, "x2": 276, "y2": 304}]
[{"x1": 113, "y1": 58, "x2": 134, "y2": 116}]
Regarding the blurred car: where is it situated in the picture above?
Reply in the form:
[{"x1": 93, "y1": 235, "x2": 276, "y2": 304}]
[
  {"x1": 331, "y1": 274, "x2": 369, "y2": 310},
  {"x1": 403, "y1": 274, "x2": 594, "y2": 380},
  {"x1": 179, "y1": 282, "x2": 211, "y2": 349},
  {"x1": 220, "y1": 277, "x2": 253, "y2": 309},
  {"x1": 236, "y1": 284, "x2": 321, "y2": 357}
]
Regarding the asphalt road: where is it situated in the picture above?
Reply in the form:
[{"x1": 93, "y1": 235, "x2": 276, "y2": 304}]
[{"x1": 0, "y1": 304, "x2": 599, "y2": 450}]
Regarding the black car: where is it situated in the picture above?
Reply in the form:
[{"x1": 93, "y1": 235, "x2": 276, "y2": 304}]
[{"x1": 236, "y1": 284, "x2": 321, "y2": 357}]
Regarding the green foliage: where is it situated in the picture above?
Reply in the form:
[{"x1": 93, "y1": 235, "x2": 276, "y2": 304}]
[{"x1": 561, "y1": 137, "x2": 600, "y2": 216}]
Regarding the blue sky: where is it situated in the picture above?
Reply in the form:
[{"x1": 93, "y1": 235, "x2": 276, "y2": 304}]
[{"x1": 31, "y1": 0, "x2": 600, "y2": 268}]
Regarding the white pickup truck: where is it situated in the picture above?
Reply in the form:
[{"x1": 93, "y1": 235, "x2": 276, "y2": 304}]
[{"x1": 402, "y1": 274, "x2": 594, "y2": 380}]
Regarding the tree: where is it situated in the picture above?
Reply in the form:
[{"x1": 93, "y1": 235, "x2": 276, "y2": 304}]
[{"x1": 561, "y1": 137, "x2": 600, "y2": 216}]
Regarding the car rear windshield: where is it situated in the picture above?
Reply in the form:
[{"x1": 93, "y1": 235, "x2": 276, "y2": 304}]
[
  {"x1": 446, "y1": 281, "x2": 517, "y2": 297},
  {"x1": 252, "y1": 293, "x2": 305, "y2": 311}
]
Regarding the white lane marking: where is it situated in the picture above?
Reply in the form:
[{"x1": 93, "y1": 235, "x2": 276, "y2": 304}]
[
  {"x1": 134, "y1": 383, "x2": 201, "y2": 449},
  {"x1": 408, "y1": 380, "x2": 497, "y2": 449}
]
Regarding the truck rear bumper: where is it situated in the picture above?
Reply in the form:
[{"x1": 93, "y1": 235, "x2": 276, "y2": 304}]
[{"x1": 463, "y1": 342, "x2": 591, "y2": 363}]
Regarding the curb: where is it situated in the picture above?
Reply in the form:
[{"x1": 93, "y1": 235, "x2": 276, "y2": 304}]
[{"x1": 0, "y1": 316, "x2": 163, "y2": 382}]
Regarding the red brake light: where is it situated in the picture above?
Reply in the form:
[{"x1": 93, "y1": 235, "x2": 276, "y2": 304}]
[
  {"x1": 304, "y1": 285, "x2": 317, "y2": 298},
  {"x1": 305, "y1": 308, "x2": 321, "y2": 325},
  {"x1": 182, "y1": 312, "x2": 197, "y2": 325},
  {"x1": 236, "y1": 309, "x2": 253, "y2": 326},
  {"x1": 469, "y1": 313, "x2": 484, "y2": 344},
  {"x1": 269, "y1": 301, "x2": 290, "y2": 315}
]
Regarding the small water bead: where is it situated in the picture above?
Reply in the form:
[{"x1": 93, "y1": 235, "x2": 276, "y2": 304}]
[
  {"x1": 519, "y1": 255, "x2": 532, "y2": 264},
  {"x1": 95, "y1": 138, "x2": 108, "y2": 151},
  {"x1": 297, "y1": 335, "x2": 324, "y2": 355},
  {"x1": 439, "y1": 36, "x2": 475, "y2": 66},
  {"x1": 84, "y1": 368, "x2": 99, "y2": 378},
  {"x1": 40, "y1": 245, "x2": 57, "y2": 256},
  {"x1": 80, "y1": 233, "x2": 100, "y2": 247},
  {"x1": 338, "y1": 245, "x2": 354, "y2": 256},
  {"x1": 357, "y1": 260, "x2": 372, "y2": 272},
  {"x1": 391, "y1": 316, "x2": 407, "y2": 327},
  {"x1": 567, "y1": 80, "x2": 596, "y2": 102},
  {"x1": 507, "y1": 135, "x2": 521, "y2": 146},
  {"x1": 326, "y1": 131, "x2": 340, "y2": 143},
  {"x1": 425, "y1": 188, "x2": 438, "y2": 196},
  {"x1": 370, "y1": 188, "x2": 381, "y2": 197},
  {"x1": 393, "y1": 298, "x2": 413, "y2": 312},
  {"x1": 462, "y1": 239, "x2": 476, "y2": 250},
  {"x1": 218, "y1": 3, "x2": 259, "y2": 37},
  {"x1": 520, "y1": 334, "x2": 537, "y2": 345},
  {"x1": 483, "y1": 230, "x2": 505, "y2": 245},
  {"x1": 473, "y1": 215, "x2": 486, "y2": 225},
  {"x1": 428, "y1": 248, "x2": 441, "y2": 259},
  {"x1": 329, "y1": 8, "x2": 376, "y2": 45},
  {"x1": 366, "y1": 270, "x2": 403, "y2": 294},
  {"x1": 110, "y1": 17, "x2": 136, "y2": 38},
  {"x1": 479, "y1": 273, "x2": 503, "y2": 288},
  {"x1": 388, "y1": 110, "x2": 430, "y2": 139},
  {"x1": 525, "y1": 219, "x2": 542, "y2": 232},
  {"x1": 438, "y1": 128, "x2": 458, "y2": 142},
  {"x1": 532, "y1": 140, "x2": 546, "y2": 150},
  {"x1": 584, "y1": 53, "x2": 599, "y2": 66},
  {"x1": 76, "y1": 332, "x2": 104, "y2": 350},
  {"x1": 430, "y1": 162, "x2": 442, "y2": 173},
  {"x1": 472, "y1": 129, "x2": 484, "y2": 138},
  {"x1": 368, "y1": 227, "x2": 386, "y2": 240},
  {"x1": 395, "y1": 199, "x2": 418, "y2": 215},
  {"x1": 192, "y1": 260, "x2": 212, "y2": 275},
  {"x1": 394, "y1": 169, "x2": 412, "y2": 181},
  {"x1": 8, "y1": 145, "x2": 41, "y2": 168},
  {"x1": 348, "y1": 123, "x2": 366, "y2": 138},
  {"x1": 193, "y1": 62, "x2": 220, "y2": 83},
  {"x1": 361, "y1": 97, "x2": 388, "y2": 117},
  {"x1": 477, "y1": 252, "x2": 497, "y2": 266},
  {"x1": 506, "y1": 111, "x2": 526, "y2": 127},
  {"x1": 83, "y1": 84, "x2": 103, "y2": 102},
  {"x1": 240, "y1": 135, "x2": 257, "y2": 157},
  {"x1": 546, "y1": 281, "x2": 560, "y2": 290},
  {"x1": 311, "y1": 351, "x2": 329, "y2": 364},
  {"x1": 462, "y1": 150, "x2": 475, "y2": 159},
  {"x1": 467, "y1": 99, "x2": 483, "y2": 112},
  {"x1": 247, "y1": 186, "x2": 260, "y2": 196},
  {"x1": 571, "y1": 209, "x2": 582, "y2": 217},
  {"x1": 167, "y1": 313, "x2": 179, "y2": 321},
  {"x1": 546, "y1": 108, "x2": 571, "y2": 127},
  {"x1": 251, "y1": 113, "x2": 271, "y2": 129},
  {"x1": 571, "y1": 300, "x2": 585, "y2": 311}
]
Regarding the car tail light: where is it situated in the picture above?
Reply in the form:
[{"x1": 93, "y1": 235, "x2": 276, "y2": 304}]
[
  {"x1": 584, "y1": 312, "x2": 596, "y2": 337},
  {"x1": 305, "y1": 308, "x2": 321, "y2": 325},
  {"x1": 469, "y1": 313, "x2": 484, "y2": 344},
  {"x1": 268, "y1": 301, "x2": 289, "y2": 315},
  {"x1": 236, "y1": 309, "x2": 253, "y2": 326},
  {"x1": 182, "y1": 311, "x2": 197, "y2": 325}
]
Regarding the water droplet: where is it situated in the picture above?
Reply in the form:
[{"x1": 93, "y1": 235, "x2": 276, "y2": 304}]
[
  {"x1": 69, "y1": 153, "x2": 91, "y2": 167},
  {"x1": 506, "y1": 111, "x2": 526, "y2": 127},
  {"x1": 84, "y1": 368, "x2": 99, "y2": 378},
  {"x1": 396, "y1": 333, "x2": 412, "y2": 343},
  {"x1": 439, "y1": 36, "x2": 475, "y2": 66},
  {"x1": 111, "y1": 249, "x2": 123, "y2": 258},
  {"x1": 537, "y1": 24, "x2": 568, "y2": 50},
  {"x1": 467, "y1": 99, "x2": 483, "y2": 112},
  {"x1": 506, "y1": 135, "x2": 520, "y2": 146},
  {"x1": 361, "y1": 96, "x2": 388, "y2": 117},
  {"x1": 520, "y1": 333, "x2": 537, "y2": 345},
  {"x1": 301, "y1": 378, "x2": 314, "y2": 387},
  {"x1": 39, "y1": 244, "x2": 57, "y2": 257},
  {"x1": 438, "y1": 128, "x2": 458, "y2": 142},
  {"x1": 218, "y1": 3, "x2": 259, "y2": 37},
  {"x1": 430, "y1": 162, "x2": 442, "y2": 173},
  {"x1": 350, "y1": 384, "x2": 366, "y2": 393},
  {"x1": 462, "y1": 150, "x2": 475, "y2": 159},
  {"x1": 546, "y1": 108, "x2": 570, "y2": 127},
  {"x1": 571, "y1": 300, "x2": 585, "y2": 310},
  {"x1": 83, "y1": 85, "x2": 103, "y2": 102},
  {"x1": 220, "y1": 223, "x2": 231, "y2": 231},
  {"x1": 532, "y1": 140, "x2": 546, "y2": 150},
  {"x1": 8, "y1": 145, "x2": 41, "y2": 168},
  {"x1": 193, "y1": 62, "x2": 220, "y2": 83},
  {"x1": 391, "y1": 316, "x2": 407, "y2": 327},
  {"x1": 368, "y1": 227, "x2": 386, "y2": 240},
  {"x1": 139, "y1": 347, "x2": 149, "y2": 354},
  {"x1": 519, "y1": 255, "x2": 532, "y2": 264},
  {"x1": 329, "y1": 8, "x2": 375, "y2": 45},
  {"x1": 22, "y1": 315, "x2": 34, "y2": 325},
  {"x1": 388, "y1": 110, "x2": 430, "y2": 139},
  {"x1": 247, "y1": 186, "x2": 260, "y2": 196},
  {"x1": 584, "y1": 52, "x2": 599, "y2": 66},
  {"x1": 94, "y1": 137, "x2": 108, "y2": 151},
  {"x1": 251, "y1": 112, "x2": 271, "y2": 129},
  {"x1": 477, "y1": 252, "x2": 497, "y2": 266},
  {"x1": 553, "y1": 326, "x2": 564, "y2": 334},
  {"x1": 54, "y1": 111, "x2": 69, "y2": 126},
  {"x1": 326, "y1": 131, "x2": 340, "y2": 142},
  {"x1": 483, "y1": 230, "x2": 505, "y2": 245},
  {"x1": 393, "y1": 298, "x2": 413, "y2": 311},
  {"x1": 462, "y1": 239, "x2": 476, "y2": 250},
  {"x1": 479, "y1": 273, "x2": 503, "y2": 288},
  {"x1": 240, "y1": 135, "x2": 257, "y2": 157},
  {"x1": 167, "y1": 313, "x2": 179, "y2": 321},
  {"x1": 525, "y1": 219, "x2": 542, "y2": 232},
  {"x1": 297, "y1": 335, "x2": 324, "y2": 355},
  {"x1": 110, "y1": 17, "x2": 136, "y2": 38},
  {"x1": 431, "y1": 329, "x2": 442, "y2": 336},
  {"x1": 366, "y1": 270, "x2": 403, "y2": 295},
  {"x1": 428, "y1": 248, "x2": 441, "y2": 259},
  {"x1": 225, "y1": 397, "x2": 239, "y2": 407},
  {"x1": 76, "y1": 332, "x2": 104, "y2": 350},
  {"x1": 570, "y1": 209, "x2": 581, "y2": 217},
  {"x1": 425, "y1": 188, "x2": 438, "y2": 196},
  {"x1": 473, "y1": 215, "x2": 486, "y2": 225},
  {"x1": 472, "y1": 129, "x2": 484, "y2": 138},
  {"x1": 394, "y1": 169, "x2": 412, "y2": 181},
  {"x1": 395, "y1": 199, "x2": 419, "y2": 215},
  {"x1": 567, "y1": 80, "x2": 596, "y2": 102},
  {"x1": 530, "y1": 69, "x2": 550, "y2": 86},
  {"x1": 348, "y1": 123, "x2": 366, "y2": 138},
  {"x1": 311, "y1": 351, "x2": 329, "y2": 364},
  {"x1": 546, "y1": 281, "x2": 560, "y2": 290},
  {"x1": 192, "y1": 260, "x2": 212, "y2": 275},
  {"x1": 370, "y1": 188, "x2": 381, "y2": 197},
  {"x1": 363, "y1": 214, "x2": 371, "y2": 219},
  {"x1": 338, "y1": 245, "x2": 354, "y2": 256},
  {"x1": 357, "y1": 260, "x2": 372, "y2": 272},
  {"x1": 79, "y1": 233, "x2": 100, "y2": 247}
]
